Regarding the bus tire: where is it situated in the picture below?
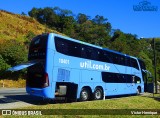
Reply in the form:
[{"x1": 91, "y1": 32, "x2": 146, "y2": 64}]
[
  {"x1": 93, "y1": 87, "x2": 103, "y2": 100},
  {"x1": 136, "y1": 87, "x2": 141, "y2": 95},
  {"x1": 80, "y1": 88, "x2": 90, "y2": 101}
]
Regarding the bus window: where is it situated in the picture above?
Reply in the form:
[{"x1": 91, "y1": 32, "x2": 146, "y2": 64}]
[
  {"x1": 99, "y1": 51, "x2": 110, "y2": 63},
  {"x1": 68, "y1": 41, "x2": 81, "y2": 57},
  {"x1": 125, "y1": 57, "x2": 131, "y2": 67},
  {"x1": 81, "y1": 46, "x2": 88, "y2": 58},
  {"x1": 138, "y1": 59, "x2": 147, "y2": 82},
  {"x1": 119, "y1": 56, "x2": 125, "y2": 65},
  {"x1": 87, "y1": 46, "x2": 99, "y2": 60},
  {"x1": 28, "y1": 35, "x2": 48, "y2": 60},
  {"x1": 135, "y1": 76, "x2": 141, "y2": 83},
  {"x1": 55, "y1": 37, "x2": 69, "y2": 55},
  {"x1": 131, "y1": 58, "x2": 139, "y2": 70}
]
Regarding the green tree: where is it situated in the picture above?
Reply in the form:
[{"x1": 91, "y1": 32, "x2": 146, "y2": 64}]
[
  {"x1": 138, "y1": 51, "x2": 154, "y2": 77},
  {"x1": 28, "y1": 7, "x2": 112, "y2": 43},
  {"x1": 0, "y1": 55, "x2": 10, "y2": 74},
  {"x1": 0, "y1": 40, "x2": 27, "y2": 66},
  {"x1": 21, "y1": 12, "x2": 26, "y2": 16},
  {"x1": 28, "y1": 7, "x2": 39, "y2": 19},
  {"x1": 92, "y1": 15, "x2": 108, "y2": 25},
  {"x1": 77, "y1": 13, "x2": 89, "y2": 24},
  {"x1": 0, "y1": 40, "x2": 28, "y2": 79}
]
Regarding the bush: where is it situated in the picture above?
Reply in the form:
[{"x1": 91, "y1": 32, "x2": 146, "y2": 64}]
[
  {"x1": 0, "y1": 55, "x2": 11, "y2": 79},
  {"x1": 0, "y1": 40, "x2": 27, "y2": 79}
]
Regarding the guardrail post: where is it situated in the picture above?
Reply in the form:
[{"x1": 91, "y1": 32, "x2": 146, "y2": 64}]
[
  {"x1": 103, "y1": 91, "x2": 105, "y2": 100},
  {"x1": 2, "y1": 80, "x2": 4, "y2": 88}
]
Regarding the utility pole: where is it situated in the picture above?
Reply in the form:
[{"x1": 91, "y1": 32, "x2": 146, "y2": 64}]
[{"x1": 153, "y1": 38, "x2": 157, "y2": 94}]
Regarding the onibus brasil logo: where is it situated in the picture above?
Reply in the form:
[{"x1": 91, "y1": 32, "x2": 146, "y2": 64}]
[{"x1": 133, "y1": 0, "x2": 158, "y2": 11}]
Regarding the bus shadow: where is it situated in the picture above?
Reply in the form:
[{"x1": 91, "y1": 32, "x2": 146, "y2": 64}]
[
  {"x1": 3, "y1": 94, "x2": 158, "y2": 106},
  {"x1": 51, "y1": 94, "x2": 138, "y2": 104},
  {"x1": 105, "y1": 94, "x2": 136, "y2": 99},
  {"x1": 2, "y1": 94, "x2": 52, "y2": 105},
  {"x1": 1, "y1": 94, "x2": 74, "y2": 105},
  {"x1": 154, "y1": 97, "x2": 160, "y2": 102}
]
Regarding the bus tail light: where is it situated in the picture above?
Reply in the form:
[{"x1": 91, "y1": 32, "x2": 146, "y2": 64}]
[{"x1": 43, "y1": 73, "x2": 49, "y2": 87}]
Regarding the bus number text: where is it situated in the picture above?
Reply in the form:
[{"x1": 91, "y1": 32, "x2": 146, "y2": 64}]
[{"x1": 59, "y1": 58, "x2": 70, "y2": 64}]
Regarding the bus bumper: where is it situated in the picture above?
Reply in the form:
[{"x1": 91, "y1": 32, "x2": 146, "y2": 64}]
[{"x1": 26, "y1": 86, "x2": 54, "y2": 98}]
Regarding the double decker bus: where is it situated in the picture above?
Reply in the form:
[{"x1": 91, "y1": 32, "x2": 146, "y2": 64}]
[{"x1": 8, "y1": 33, "x2": 147, "y2": 102}]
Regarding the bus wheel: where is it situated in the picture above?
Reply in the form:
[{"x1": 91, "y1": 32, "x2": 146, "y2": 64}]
[
  {"x1": 80, "y1": 88, "x2": 90, "y2": 101},
  {"x1": 93, "y1": 87, "x2": 103, "y2": 100},
  {"x1": 137, "y1": 87, "x2": 141, "y2": 95}
]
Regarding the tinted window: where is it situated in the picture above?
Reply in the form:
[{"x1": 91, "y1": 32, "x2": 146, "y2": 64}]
[
  {"x1": 135, "y1": 76, "x2": 141, "y2": 83},
  {"x1": 99, "y1": 51, "x2": 110, "y2": 63},
  {"x1": 55, "y1": 36, "x2": 139, "y2": 70},
  {"x1": 55, "y1": 37, "x2": 69, "y2": 55},
  {"x1": 138, "y1": 59, "x2": 146, "y2": 82},
  {"x1": 102, "y1": 72, "x2": 126, "y2": 83},
  {"x1": 131, "y1": 58, "x2": 139, "y2": 70},
  {"x1": 126, "y1": 57, "x2": 131, "y2": 66},
  {"x1": 81, "y1": 46, "x2": 99, "y2": 60},
  {"x1": 102, "y1": 72, "x2": 141, "y2": 83},
  {"x1": 70, "y1": 42, "x2": 81, "y2": 57},
  {"x1": 29, "y1": 35, "x2": 48, "y2": 60},
  {"x1": 55, "y1": 36, "x2": 101, "y2": 61},
  {"x1": 119, "y1": 56, "x2": 125, "y2": 65},
  {"x1": 113, "y1": 53, "x2": 119, "y2": 64}
]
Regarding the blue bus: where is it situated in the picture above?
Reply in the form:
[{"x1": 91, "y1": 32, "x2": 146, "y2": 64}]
[{"x1": 8, "y1": 33, "x2": 147, "y2": 102}]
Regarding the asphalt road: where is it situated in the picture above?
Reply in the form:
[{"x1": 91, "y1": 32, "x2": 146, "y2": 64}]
[{"x1": 0, "y1": 88, "x2": 45, "y2": 109}]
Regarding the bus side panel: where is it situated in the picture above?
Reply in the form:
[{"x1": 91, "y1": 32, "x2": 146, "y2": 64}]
[
  {"x1": 44, "y1": 34, "x2": 55, "y2": 98},
  {"x1": 105, "y1": 83, "x2": 117, "y2": 96},
  {"x1": 70, "y1": 69, "x2": 80, "y2": 87},
  {"x1": 117, "y1": 83, "x2": 128, "y2": 95},
  {"x1": 81, "y1": 70, "x2": 101, "y2": 83}
]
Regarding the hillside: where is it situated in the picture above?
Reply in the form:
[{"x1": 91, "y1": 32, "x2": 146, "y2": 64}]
[
  {"x1": 0, "y1": 10, "x2": 61, "y2": 80},
  {"x1": 0, "y1": 10, "x2": 59, "y2": 42}
]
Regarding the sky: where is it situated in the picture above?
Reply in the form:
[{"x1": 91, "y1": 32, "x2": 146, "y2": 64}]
[{"x1": 0, "y1": 0, "x2": 160, "y2": 38}]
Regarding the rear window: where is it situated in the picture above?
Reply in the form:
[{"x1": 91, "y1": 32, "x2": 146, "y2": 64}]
[{"x1": 28, "y1": 35, "x2": 48, "y2": 60}]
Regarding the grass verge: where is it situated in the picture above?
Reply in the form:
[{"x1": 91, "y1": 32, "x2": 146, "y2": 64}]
[
  {"x1": 23, "y1": 95, "x2": 160, "y2": 109},
  {"x1": 6, "y1": 95, "x2": 158, "y2": 118}
]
